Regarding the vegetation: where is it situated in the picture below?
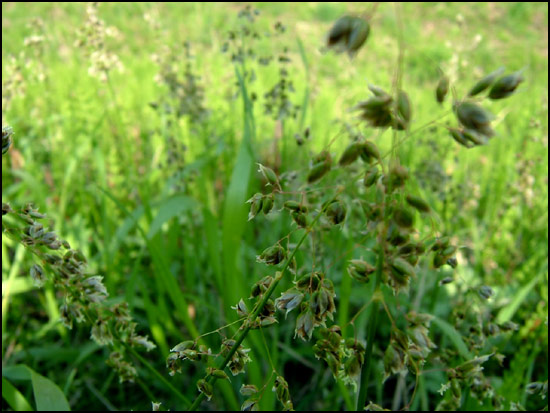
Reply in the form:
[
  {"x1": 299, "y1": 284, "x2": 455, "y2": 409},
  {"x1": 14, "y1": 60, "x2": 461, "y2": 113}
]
[{"x1": 2, "y1": 2, "x2": 548, "y2": 411}]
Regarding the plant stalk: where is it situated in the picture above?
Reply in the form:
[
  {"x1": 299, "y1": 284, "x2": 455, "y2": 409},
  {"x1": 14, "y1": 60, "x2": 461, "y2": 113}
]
[
  {"x1": 356, "y1": 244, "x2": 384, "y2": 410},
  {"x1": 188, "y1": 196, "x2": 337, "y2": 411}
]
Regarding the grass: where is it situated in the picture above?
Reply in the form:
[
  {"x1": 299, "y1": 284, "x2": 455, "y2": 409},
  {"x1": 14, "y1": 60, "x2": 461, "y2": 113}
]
[{"x1": 2, "y1": 2, "x2": 548, "y2": 411}]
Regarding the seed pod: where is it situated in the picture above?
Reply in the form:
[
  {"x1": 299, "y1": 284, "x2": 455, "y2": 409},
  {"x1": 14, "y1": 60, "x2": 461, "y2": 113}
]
[
  {"x1": 262, "y1": 194, "x2": 274, "y2": 215},
  {"x1": 488, "y1": 70, "x2": 524, "y2": 100},
  {"x1": 449, "y1": 128, "x2": 475, "y2": 148},
  {"x1": 327, "y1": 16, "x2": 370, "y2": 57},
  {"x1": 207, "y1": 367, "x2": 230, "y2": 381},
  {"x1": 247, "y1": 193, "x2": 264, "y2": 221},
  {"x1": 257, "y1": 163, "x2": 279, "y2": 187},
  {"x1": 463, "y1": 128, "x2": 489, "y2": 145},
  {"x1": 257, "y1": 244, "x2": 286, "y2": 265},
  {"x1": 439, "y1": 276, "x2": 454, "y2": 285},
  {"x1": 364, "y1": 166, "x2": 379, "y2": 187},
  {"x1": 386, "y1": 164, "x2": 409, "y2": 189},
  {"x1": 347, "y1": 18, "x2": 370, "y2": 56},
  {"x1": 275, "y1": 288, "x2": 304, "y2": 316},
  {"x1": 478, "y1": 285, "x2": 494, "y2": 300},
  {"x1": 468, "y1": 67, "x2": 504, "y2": 97},
  {"x1": 307, "y1": 161, "x2": 331, "y2": 183},
  {"x1": 455, "y1": 102, "x2": 494, "y2": 137},
  {"x1": 391, "y1": 257, "x2": 416, "y2": 278},
  {"x1": 394, "y1": 207, "x2": 415, "y2": 229},
  {"x1": 348, "y1": 259, "x2": 375, "y2": 282},
  {"x1": 406, "y1": 195, "x2": 431, "y2": 213},
  {"x1": 291, "y1": 211, "x2": 308, "y2": 228},
  {"x1": 240, "y1": 384, "x2": 259, "y2": 396},
  {"x1": 284, "y1": 200, "x2": 307, "y2": 213},
  {"x1": 325, "y1": 200, "x2": 347, "y2": 225},
  {"x1": 339, "y1": 142, "x2": 363, "y2": 166},
  {"x1": 397, "y1": 90, "x2": 412, "y2": 123},
  {"x1": 436, "y1": 75, "x2": 449, "y2": 103},
  {"x1": 361, "y1": 140, "x2": 381, "y2": 162},
  {"x1": 231, "y1": 299, "x2": 249, "y2": 317},
  {"x1": 30, "y1": 264, "x2": 46, "y2": 287},
  {"x1": 197, "y1": 379, "x2": 213, "y2": 400}
]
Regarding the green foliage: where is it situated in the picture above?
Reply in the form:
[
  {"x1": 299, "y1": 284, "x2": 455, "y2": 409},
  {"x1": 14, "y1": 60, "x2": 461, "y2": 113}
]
[{"x1": 2, "y1": 2, "x2": 548, "y2": 412}]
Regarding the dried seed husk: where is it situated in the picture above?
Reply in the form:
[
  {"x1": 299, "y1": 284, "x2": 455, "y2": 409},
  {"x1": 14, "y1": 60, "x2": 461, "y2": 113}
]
[
  {"x1": 339, "y1": 142, "x2": 363, "y2": 166},
  {"x1": 468, "y1": 67, "x2": 504, "y2": 97},
  {"x1": 436, "y1": 76, "x2": 449, "y2": 103},
  {"x1": 296, "y1": 272, "x2": 321, "y2": 291},
  {"x1": 406, "y1": 195, "x2": 431, "y2": 213},
  {"x1": 488, "y1": 70, "x2": 524, "y2": 100}
]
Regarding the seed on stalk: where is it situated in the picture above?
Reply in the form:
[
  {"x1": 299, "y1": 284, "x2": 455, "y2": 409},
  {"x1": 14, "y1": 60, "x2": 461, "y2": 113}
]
[
  {"x1": 436, "y1": 75, "x2": 449, "y2": 104},
  {"x1": 488, "y1": 70, "x2": 524, "y2": 100},
  {"x1": 468, "y1": 67, "x2": 504, "y2": 96},
  {"x1": 326, "y1": 16, "x2": 371, "y2": 57}
]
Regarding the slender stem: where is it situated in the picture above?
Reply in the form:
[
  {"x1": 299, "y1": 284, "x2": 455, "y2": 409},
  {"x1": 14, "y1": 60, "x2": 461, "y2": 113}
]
[
  {"x1": 356, "y1": 245, "x2": 384, "y2": 410},
  {"x1": 188, "y1": 193, "x2": 340, "y2": 411}
]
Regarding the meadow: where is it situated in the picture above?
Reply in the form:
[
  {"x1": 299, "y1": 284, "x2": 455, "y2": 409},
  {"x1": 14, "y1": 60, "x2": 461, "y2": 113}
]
[{"x1": 2, "y1": 2, "x2": 548, "y2": 411}]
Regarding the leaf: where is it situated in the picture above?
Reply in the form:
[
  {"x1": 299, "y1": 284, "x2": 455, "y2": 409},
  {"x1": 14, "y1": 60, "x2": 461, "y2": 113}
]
[
  {"x1": 147, "y1": 195, "x2": 196, "y2": 239},
  {"x1": 496, "y1": 272, "x2": 543, "y2": 324},
  {"x1": 2, "y1": 377, "x2": 33, "y2": 411},
  {"x1": 3, "y1": 365, "x2": 70, "y2": 411}
]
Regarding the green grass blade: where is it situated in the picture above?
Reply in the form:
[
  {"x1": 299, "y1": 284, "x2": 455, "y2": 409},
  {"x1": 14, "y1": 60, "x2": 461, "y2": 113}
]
[{"x1": 2, "y1": 377, "x2": 34, "y2": 411}]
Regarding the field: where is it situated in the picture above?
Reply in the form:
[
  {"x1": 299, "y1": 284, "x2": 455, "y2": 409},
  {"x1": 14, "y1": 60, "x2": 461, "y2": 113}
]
[{"x1": 2, "y1": 2, "x2": 548, "y2": 411}]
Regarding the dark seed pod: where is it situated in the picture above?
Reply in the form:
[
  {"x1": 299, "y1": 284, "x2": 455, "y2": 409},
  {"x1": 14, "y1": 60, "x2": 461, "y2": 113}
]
[
  {"x1": 307, "y1": 162, "x2": 331, "y2": 183},
  {"x1": 258, "y1": 244, "x2": 286, "y2": 265},
  {"x1": 326, "y1": 16, "x2": 370, "y2": 57},
  {"x1": 449, "y1": 128, "x2": 475, "y2": 148},
  {"x1": 361, "y1": 140, "x2": 381, "y2": 161},
  {"x1": 436, "y1": 75, "x2": 449, "y2": 104},
  {"x1": 455, "y1": 102, "x2": 494, "y2": 137},
  {"x1": 406, "y1": 195, "x2": 431, "y2": 213},
  {"x1": 468, "y1": 67, "x2": 504, "y2": 97},
  {"x1": 339, "y1": 142, "x2": 363, "y2": 166},
  {"x1": 488, "y1": 70, "x2": 524, "y2": 100},
  {"x1": 325, "y1": 200, "x2": 347, "y2": 225},
  {"x1": 292, "y1": 211, "x2": 308, "y2": 228},
  {"x1": 393, "y1": 207, "x2": 415, "y2": 229}
]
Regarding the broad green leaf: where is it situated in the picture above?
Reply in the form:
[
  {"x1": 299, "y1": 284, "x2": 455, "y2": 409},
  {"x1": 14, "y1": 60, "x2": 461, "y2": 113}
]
[{"x1": 3, "y1": 365, "x2": 70, "y2": 411}]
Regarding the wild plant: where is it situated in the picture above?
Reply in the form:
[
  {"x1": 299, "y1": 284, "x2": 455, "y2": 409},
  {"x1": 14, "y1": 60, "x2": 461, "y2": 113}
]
[
  {"x1": 2, "y1": 125, "x2": 157, "y2": 384},
  {"x1": 166, "y1": 5, "x2": 533, "y2": 411}
]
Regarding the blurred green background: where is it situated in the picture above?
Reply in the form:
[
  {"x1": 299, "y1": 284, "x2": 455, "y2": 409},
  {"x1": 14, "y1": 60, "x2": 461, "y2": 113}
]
[{"x1": 2, "y1": 2, "x2": 548, "y2": 411}]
